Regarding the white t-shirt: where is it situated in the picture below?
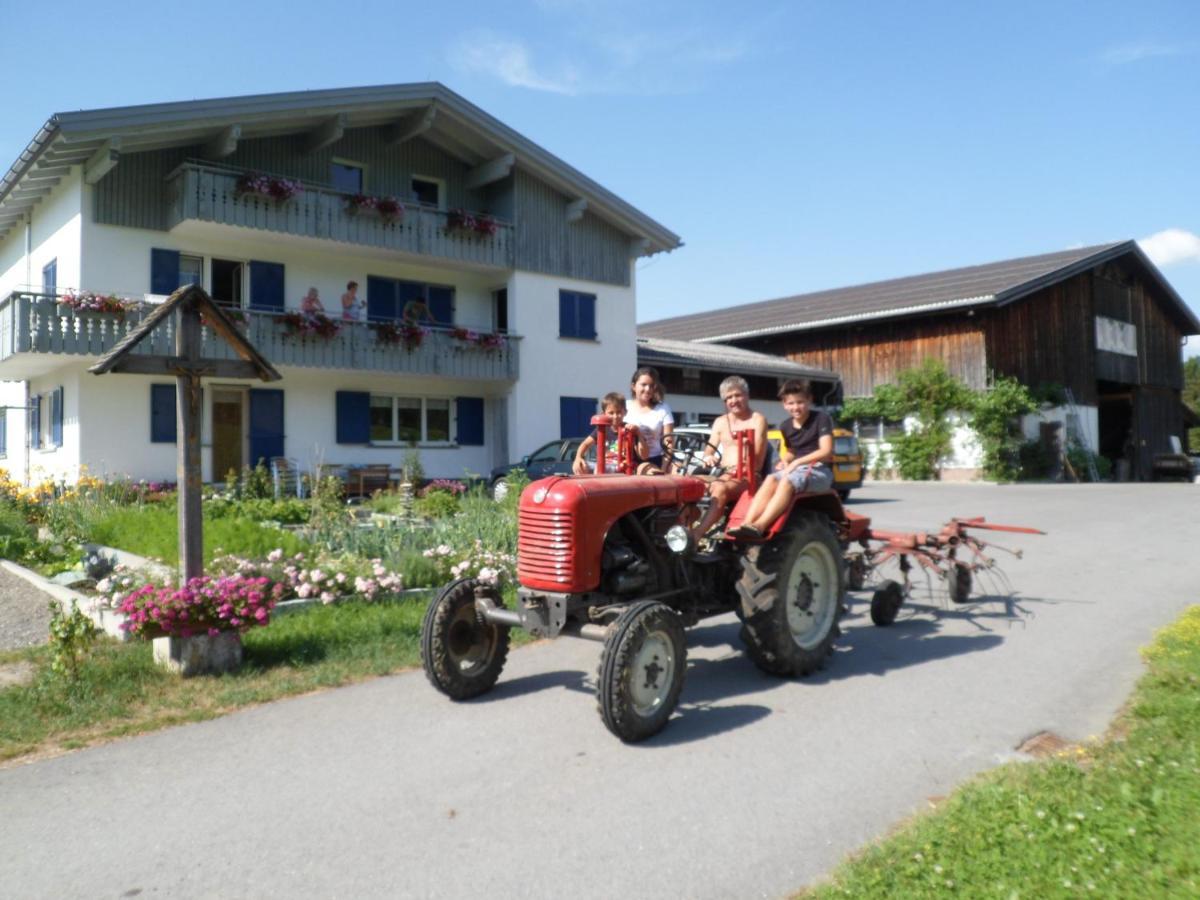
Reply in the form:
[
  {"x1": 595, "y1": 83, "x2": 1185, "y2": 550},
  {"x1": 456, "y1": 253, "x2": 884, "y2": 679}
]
[{"x1": 625, "y1": 402, "x2": 674, "y2": 458}]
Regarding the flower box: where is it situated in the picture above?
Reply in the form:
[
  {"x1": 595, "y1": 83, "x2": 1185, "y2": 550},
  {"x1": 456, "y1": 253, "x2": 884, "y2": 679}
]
[{"x1": 152, "y1": 631, "x2": 243, "y2": 677}]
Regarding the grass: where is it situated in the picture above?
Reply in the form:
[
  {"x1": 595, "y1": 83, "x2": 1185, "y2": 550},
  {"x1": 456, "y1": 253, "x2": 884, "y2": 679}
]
[
  {"x1": 804, "y1": 606, "x2": 1200, "y2": 898},
  {"x1": 0, "y1": 596, "x2": 446, "y2": 763},
  {"x1": 84, "y1": 504, "x2": 308, "y2": 566}
]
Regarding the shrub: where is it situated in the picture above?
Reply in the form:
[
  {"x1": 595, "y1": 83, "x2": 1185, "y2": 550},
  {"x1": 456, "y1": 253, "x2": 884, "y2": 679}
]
[
  {"x1": 1018, "y1": 438, "x2": 1057, "y2": 480},
  {"x1": 117, "y1": 575, "x2": 286, "y2": 639},
  {"x1": 970, "y1": 377, "x2": 1038, "y2": 482},
  {"x1": 47, "y1": 601, "x2": 99, "y2": 682},
  {"x1": 414, "y1": 490, "x2": 460, "y2": 519},
  {"x1": 0, "y1": 503, "x2": 35, "y2": 561}
]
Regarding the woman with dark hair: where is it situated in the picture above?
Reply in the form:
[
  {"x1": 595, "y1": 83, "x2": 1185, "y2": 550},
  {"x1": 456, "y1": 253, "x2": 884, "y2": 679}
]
[{"x1": 624, "y1": 366, "x2": 675, "y2": 472}]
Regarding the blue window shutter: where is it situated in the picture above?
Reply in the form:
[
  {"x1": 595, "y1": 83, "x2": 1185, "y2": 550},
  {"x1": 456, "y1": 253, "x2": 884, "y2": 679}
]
[
  {"x1": 559, "y1": 291, "x2": 576, "y2": 337},
  {"x1": 42, "y1": 259, "x2": 57, "y2": 296},
  {"x1": 29, "y1": 395, "x2": 40, "y2": 449},
  {"x1": 150, "y1": 384, "x2": 177, "y2": 443},
  {"x1": 51, "y1": 387, "x2": 63, "y2": 447},
  {"x1": 336, "y1": 391, "x2": 370, "y2": 444},
  {"x1": 455, "y1": 397, "x2": 484, "y2": 446},
  {"x1": 151, "y1": 248, "x2": 180, "y2": 296},
  {"x1": 248, "y1": 389, "x2": 285, "y2": 467},
  {"x1": 579, "y1": 293, "x2": 596, "y2": 339},
  {"x1": 0, "y1": 410, "x2": 7, "y2": 456},
  {"x1": 367, "y1": 276, "x2": 398, "y2": 321},
  {"x1": 429, "y1": 287, "x2": 454, "y2": 325},
  {"x1": 249, "y1": 261, "x2": 285, "y2": 311},
  {"x1": 560, "y1": 396, "x2": 594, "y2": 439}
]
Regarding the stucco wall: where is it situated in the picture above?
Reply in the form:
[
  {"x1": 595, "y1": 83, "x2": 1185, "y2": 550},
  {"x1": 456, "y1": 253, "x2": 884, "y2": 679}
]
[
  {"x1": 505, "y1": 266, "x2": 637, "y2": 458},
  {"x1": 0, "y1": 167, "x2": 83, "y2": 297}
]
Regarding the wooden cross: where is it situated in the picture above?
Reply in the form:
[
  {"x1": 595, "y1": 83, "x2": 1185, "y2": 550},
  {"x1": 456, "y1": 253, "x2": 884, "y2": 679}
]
[{"x1": 90, "y1": 284, "x2": 281, "y2": 584}]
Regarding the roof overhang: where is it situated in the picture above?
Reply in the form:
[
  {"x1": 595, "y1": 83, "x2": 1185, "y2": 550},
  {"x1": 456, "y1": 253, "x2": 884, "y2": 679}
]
[{"x1": 0, "y1": 83, "x2": 682, "y2": 255}]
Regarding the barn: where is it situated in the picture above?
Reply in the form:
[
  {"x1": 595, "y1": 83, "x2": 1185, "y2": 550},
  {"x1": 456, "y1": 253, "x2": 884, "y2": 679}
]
[{"x1": 640, "y1": 242, "x2": 1200, "y2": 480}]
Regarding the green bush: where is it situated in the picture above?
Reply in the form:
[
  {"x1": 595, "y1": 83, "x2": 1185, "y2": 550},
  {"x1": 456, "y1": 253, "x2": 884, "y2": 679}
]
[
  {"x1": 0, "y1": 503, "x2": 35, "y2": 561},
  {"x1": 207, "y1": 497, "x2": 311, "y2": 524},
  {"x1": 1066, "y1": 445, "x2": 1112, "y2": 482},
  {"x1": 970, "y1": 377, "x2": 1037, "y2": 482},
  {"x1": 413, "y1": 490, "x2": 459, "y2": 519},
  {"x1": 1018, "y1": 438, "x2": 1057, "y2": 480}
]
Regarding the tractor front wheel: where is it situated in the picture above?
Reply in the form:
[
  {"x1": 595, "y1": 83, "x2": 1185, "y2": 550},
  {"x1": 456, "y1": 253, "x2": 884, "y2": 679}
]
[
  {"x1": 597, "y1": 601, "x2": 687, "y2": 742},
  {"x1": 421, "y1": 578, "x2": 510, "y2": 699},
  {"x1": 738, "y1": 512, "x2": 844, "y2": 677}
]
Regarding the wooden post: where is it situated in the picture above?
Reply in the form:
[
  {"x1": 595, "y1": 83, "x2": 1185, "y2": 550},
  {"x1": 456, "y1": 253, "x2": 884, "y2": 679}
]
[{"x1": 176, "y1": 298, "x2": 204, "y2": 584}]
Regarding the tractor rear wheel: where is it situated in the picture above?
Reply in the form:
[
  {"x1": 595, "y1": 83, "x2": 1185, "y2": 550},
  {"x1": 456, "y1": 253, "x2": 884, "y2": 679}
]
[
  {"x1": 737, "y1": 511, "x2": 844, "y2": 677},
  {"x1": 597, "y1": 601, "x2": 687, "y2": 742},
  {"x1": 421, "y1": 578, "x2": 510, "y2": 699},
  {"x1": 870, "y1": 580, "x2": 905, "y2": 626}
]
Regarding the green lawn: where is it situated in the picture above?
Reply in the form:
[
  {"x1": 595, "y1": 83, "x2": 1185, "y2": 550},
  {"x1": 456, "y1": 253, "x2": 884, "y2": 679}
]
[
  {"x1": 0, "y1": 597, "x2": 433, "y2": 762},
  {"x1": 804, "y1": 606, "x2": 1200, "y2": 898}
]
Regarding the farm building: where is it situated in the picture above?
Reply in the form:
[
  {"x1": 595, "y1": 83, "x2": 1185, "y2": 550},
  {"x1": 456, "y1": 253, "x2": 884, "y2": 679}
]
[{"x1": 640, "y1": 242, "x2": 1200, "y2": 480}]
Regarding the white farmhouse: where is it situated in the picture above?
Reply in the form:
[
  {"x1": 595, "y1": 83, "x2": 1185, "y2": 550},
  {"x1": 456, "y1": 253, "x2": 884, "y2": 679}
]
[{"x1": 0, "y1": 84, "x2": 679, "y2": 486}]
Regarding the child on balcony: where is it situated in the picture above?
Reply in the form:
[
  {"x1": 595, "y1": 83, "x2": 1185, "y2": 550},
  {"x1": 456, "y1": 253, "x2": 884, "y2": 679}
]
[{"x1": 572, "y1": 392, "x2": 649, "y2": 475}]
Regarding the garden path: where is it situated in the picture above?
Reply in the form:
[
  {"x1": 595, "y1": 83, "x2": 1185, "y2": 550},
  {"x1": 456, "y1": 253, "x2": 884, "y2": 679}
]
[{"x1": 0, "y1": 566, "x2": 51, "y2": 652}]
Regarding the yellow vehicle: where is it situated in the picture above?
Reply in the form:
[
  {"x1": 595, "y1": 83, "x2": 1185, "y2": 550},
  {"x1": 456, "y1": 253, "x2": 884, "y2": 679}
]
[{"x1": 767, "y1": 426, "x2": 864, "y2": 501}]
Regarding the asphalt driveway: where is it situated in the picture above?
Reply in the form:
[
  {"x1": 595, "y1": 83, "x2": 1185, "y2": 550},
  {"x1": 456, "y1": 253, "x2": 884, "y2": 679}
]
[{"x1": 1, "y1": 483, "x2": 1196, "y2": 899}]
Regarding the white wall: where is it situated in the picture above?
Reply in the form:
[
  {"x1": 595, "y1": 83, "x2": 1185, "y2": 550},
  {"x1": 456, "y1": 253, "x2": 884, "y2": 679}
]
[
  {"x1": 81, "y1": 217, "x2": 504, "y2": 329},
  {"x1": 24, "y1": 365, "x2": 84, "y2": 484},
  {"x1": 505, "y1": 266, "x2": 637, "y2": 457},
  {"x1": 1021, "y1": 404, "x2": 1099, "y2": 453},
  {"x1": 0, "y1": 168, "x2": 83, "y2": 297},
  {"x1": 0, "y1": 380, "x2": 28, "y2": 482}
]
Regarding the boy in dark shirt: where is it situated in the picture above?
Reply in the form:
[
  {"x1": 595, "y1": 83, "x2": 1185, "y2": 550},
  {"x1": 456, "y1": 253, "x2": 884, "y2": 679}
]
[{"x1": 729, "y1": 379, "x2": 834, "y2": 538}]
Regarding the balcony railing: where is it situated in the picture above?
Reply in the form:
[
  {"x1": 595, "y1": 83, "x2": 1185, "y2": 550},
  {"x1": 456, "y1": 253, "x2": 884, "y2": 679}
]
[
  {"x1": 166, "y1": 163, "x2": 515, "y2": 269},
  {"x1": 0, "y1": 293, "x2": 520, "y2": 381}
]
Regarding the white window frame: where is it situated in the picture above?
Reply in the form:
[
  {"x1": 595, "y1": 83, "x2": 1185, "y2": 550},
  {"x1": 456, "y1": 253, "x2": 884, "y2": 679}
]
[
  {"x1": 179, "y1": 253, "x2": 204, "y2": 290},
  {"x1": 410, "y1": 174, "x2": 445, "y2": 210},
  {"x1": 368, "y1": 394, "x2": 455, "y2": 447},
  {"x1": 36, "y1": 389, "x2": 60, "y2": 451},
  {"x1": 331, "y1": 157, "x2": 368, "y2": 194}
]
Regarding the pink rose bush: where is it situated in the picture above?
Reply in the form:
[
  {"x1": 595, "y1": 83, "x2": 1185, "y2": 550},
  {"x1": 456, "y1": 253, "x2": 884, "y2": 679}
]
[
  {"x1": 118, "y1": 575, "x2": 285, "y2": 639},
  {"x1": 423, "y1": 539, "x2": 515, "y2": 587},
  {"x1": 209, "y1": 549, "x2": 405, "y2": 604}
]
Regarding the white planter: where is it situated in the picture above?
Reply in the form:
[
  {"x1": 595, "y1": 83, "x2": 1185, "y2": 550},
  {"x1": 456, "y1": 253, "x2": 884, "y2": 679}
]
[{"x1": 152, "y1": 631, "x2": 243, "y2": 677}]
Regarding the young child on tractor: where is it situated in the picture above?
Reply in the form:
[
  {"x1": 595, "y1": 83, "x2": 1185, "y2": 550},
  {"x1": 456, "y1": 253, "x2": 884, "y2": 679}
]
[
  {"x1": 572, "y1": 392, "x2": 650, "y2": 475},
  {"x1": 729, "y1": 379, "x2": 834, "y2": 539},
  {"x1": 691, "y1": 376, "x2": 768, "y2": 538}
]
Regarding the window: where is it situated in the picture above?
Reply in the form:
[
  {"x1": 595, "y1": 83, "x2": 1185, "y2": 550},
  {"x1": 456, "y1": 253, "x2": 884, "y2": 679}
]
[
  {"x1": 331, "y1": 160, "x2": 364, "y2": 194},
  {"x1": 411, "y1": 176, "x2": 442, "y2": 207},
  {"x1": 560, "y1": 396, "x2": 596, "y2": 438},
  {"x1": 559, "y1": 290, "x2": 597, "y2": 340},
  {"x1": 210, "y1": 259, "x2": 245, "y2": 308},
  {"x1": 42, "y1": 259, "x2": 57, "y2": 296},
  {"x1": 32, "y1": 387, "x2": 63, "y2": 449},
  {"x1": 366, "y1": 276, "x2": 454, "y2": 325},
  {"x1": 179, "y1": 254, "x2": 203, "y2": 288},
  {"x1": 492, "y1": 288, "x2": 508, "y2": 333},
  {"x1": 368, "y1": 395, "x2": 452, "y2": 444}
]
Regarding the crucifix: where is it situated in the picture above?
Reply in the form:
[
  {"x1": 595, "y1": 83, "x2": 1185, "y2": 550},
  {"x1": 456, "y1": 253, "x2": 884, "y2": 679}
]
[{"x1": 90, "y1": 284, "x2": 281, "y2": 584}]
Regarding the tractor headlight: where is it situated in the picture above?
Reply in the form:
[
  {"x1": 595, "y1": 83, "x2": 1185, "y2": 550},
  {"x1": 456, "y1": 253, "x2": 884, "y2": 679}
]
[{"x1": 665, "y1": 524, "x2": 692, "y2": 554}]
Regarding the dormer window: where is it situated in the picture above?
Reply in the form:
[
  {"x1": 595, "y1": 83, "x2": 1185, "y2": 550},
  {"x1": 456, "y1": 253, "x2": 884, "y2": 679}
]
[
  {"x1": 411, "y1": 176, "x2": 442, "y2": 208},
  {"x1": 331, "y1": 160, "x2": 365, "y2": 194}
]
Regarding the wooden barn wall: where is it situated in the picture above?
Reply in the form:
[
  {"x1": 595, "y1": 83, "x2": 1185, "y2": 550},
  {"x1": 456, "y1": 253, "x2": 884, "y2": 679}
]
[
  {"x1": 735, "y1": 318, "x2": 986, "y2": 398},
  {"x1": 981, "y1": 272, "x2": 1096, "y2": 403},
  {"x1": 1135, "y1": 386, "x2": 1183, "y2": 477},
  {"x1": 513, "y1": 170, "x2": 632, "y2": 286},
  {"x1": 94, "y1": 129, "x2": 498, "y2": 230}
]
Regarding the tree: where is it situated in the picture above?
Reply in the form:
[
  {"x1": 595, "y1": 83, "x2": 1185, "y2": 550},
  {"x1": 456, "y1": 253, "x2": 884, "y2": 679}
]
[{"x1": 1184, "y1": 357, "x2": 1200, "y2": 452}]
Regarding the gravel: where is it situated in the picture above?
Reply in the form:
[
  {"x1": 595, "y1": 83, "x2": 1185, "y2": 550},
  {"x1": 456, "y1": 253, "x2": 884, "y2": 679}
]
[{"x1": 0, "y1": 566, "x2": 53, "y2": 652}]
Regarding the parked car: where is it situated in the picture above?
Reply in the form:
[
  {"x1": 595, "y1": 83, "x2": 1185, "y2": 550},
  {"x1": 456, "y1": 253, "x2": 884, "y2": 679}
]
[
  {"x1": 669, "y1": 425, "x2": 715, "y2": 473},
  {"x1": 490, "y1": 438, "x2": 587, "y2": 499}
]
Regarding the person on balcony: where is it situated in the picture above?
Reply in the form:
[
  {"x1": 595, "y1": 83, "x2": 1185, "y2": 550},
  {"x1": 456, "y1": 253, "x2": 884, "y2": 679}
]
[
  {"x1": 340, "y1": 281, "x2": 363, "y2": 321},
  {"x1": 301, "y1": 287, "x2": 325, "y2": 319},
  {"x1": 401, "y1": 294, "x2": 434, "y2": 326}
]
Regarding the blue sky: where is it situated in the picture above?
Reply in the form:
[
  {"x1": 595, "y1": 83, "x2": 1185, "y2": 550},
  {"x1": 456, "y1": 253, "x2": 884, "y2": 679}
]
[{"x1": 3, "y1": 0, "x2": 1198, "y2": 352}]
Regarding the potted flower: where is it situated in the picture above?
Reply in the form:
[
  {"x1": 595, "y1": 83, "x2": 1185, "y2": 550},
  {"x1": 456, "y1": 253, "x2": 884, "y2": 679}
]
[
  {"x1": 371, "y1": 320, "x2": 429, "y2": 350},
  {"x1": 58, "y1": 291, "x2": 139, "y2": 318},
  {"x1": 235, "y1": 172, "x2": 304, "y2": 202},
  {"x1": 446, "y1": 208, "x2": 478, "y2": 235},
  {"x1": 279, "y1": 311, "x2": 341, "y2": 341},
  {"x1": 117, "y1": 574, "x2": 285, "y2": 640}
]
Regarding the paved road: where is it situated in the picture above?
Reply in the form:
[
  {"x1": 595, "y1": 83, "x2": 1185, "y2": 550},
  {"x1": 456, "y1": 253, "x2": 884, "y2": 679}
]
[{"x1": 2, "y1": 484, "x2": 1197, "y2": 899}]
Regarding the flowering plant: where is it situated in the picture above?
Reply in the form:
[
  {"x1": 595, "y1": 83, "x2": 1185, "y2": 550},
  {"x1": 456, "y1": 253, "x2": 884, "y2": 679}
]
[
  {"x1": 421, "y1": 479, "x2": 467, "y2": 497},
  {"x1": 210, "y1": 549, "x2": 406, "y2": 604},
  {"x1": 446, "y1": 209, "x2": 499, "y2": 238},
  {"x1": 346, "y1": 193, "x2": 405, "y2": 223},
  {"x1": 235, "y1": 172, "x2": 304, "y2": 202},
  {"x1": 450, "y1": 326, "x2": 506, "y2": 351},
  {"x1": 473, "y1": 214, "x2": 498, "y2": 237},
  {"x1": 59, "y1": 291, "x2": 139, "y2": 316},
  {"x1": 279, "y1": 311, "x2": 341, "y2": 341},
  {"x1": 371, "y1": 320, "x2": 428, "y2": 350},
  {"x1": 116, "y1": 574, "x2": 286, "y2": 639},
  {"x1": 422, "y1": 539, "x2": 515, "y2": 587}
]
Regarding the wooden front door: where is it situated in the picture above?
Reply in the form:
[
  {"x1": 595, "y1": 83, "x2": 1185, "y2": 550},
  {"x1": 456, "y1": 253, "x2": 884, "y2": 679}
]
[{"x1": 212, "y1": 388, "x2": 245, "y2": 480}]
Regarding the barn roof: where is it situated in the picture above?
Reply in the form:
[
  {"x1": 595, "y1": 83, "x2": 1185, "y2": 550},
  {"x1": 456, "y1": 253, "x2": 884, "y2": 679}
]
[
  {"x1": 636, "y1": 337, "x2": 837, "y2": 381},
  {"x1": 640, "y1": 241, "x2": 1200, "y2": 341}
]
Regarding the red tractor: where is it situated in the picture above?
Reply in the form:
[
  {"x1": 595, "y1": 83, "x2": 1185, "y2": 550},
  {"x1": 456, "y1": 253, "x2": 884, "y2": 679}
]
[{"x1": 421, "y1": 419, "x2": 1038, "y2": 742}]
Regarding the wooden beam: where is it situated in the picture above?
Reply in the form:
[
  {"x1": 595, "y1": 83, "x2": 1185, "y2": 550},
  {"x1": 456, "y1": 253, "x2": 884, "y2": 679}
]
[
  {"x1": 106, "y1": 356, "x2": 265, "y2": 379},
  {"x1": 26, "y1": 166, "x2": 72, "y2": 181},
  {"x1": 465, "y1": 153, "x2": 515, "y2": 190},
  {"x1": 8, "y1": 186, "x2": 52, "y2": 200},
  {"x1": 303, "y1": 114, "x2": 345, "y2": 154},
  {"x1": 83, "y1": 138, "x2": 120, "y2": 184},
  {"x1": 384, "y1": 105, "x2": 437, "y2": 146},
  {"x1": 629, "y1": 237, "x2": 651, "y2": 258},
  {"x1": 566, "y1": 198, "x2": 588, "y2": 224},
  {"x1": 203, "y1": 124, "x2": 241, "y2": 159}
]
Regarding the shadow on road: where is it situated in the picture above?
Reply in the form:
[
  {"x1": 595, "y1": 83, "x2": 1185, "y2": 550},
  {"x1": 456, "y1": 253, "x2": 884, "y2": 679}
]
[
  {"x1": 643, "y1": 703, "x2": 772, "y2": 747},
  {"x1": 484, "y1": 669, "x2": 589, "y2": 700}
]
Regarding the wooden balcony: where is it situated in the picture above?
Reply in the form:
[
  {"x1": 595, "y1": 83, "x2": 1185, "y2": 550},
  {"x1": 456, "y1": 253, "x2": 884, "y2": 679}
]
[
  {"x1": 166, "y1": 162, "x2": 515, "y2": 269},
  {"x1": 0, "y1": 293, "x2": 519, "y2": 381}
]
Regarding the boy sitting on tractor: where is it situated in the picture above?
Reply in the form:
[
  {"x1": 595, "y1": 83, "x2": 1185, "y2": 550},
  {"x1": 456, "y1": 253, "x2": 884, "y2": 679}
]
[
  {"x1": 572, "y1": 392, "x2": 650, "y2": 475},
  {"x1": 729, "y1": 379, "x2": 834, "y2": 539},
  {"x1": 692, "y1": 376, "x2": 768, "y2": 538}
]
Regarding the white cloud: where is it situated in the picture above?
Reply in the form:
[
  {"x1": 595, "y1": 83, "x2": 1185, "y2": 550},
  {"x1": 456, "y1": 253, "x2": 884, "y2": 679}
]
[
  {"x1": 1139, "y1": 229, "x2": 1200, "y2": 267},
  {"x1": 449, "y1": 32, "x2": 580, "y2": 95},
  {"x1": 1100, "y1": 43, "x2": 1184, "y2": 65}
]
